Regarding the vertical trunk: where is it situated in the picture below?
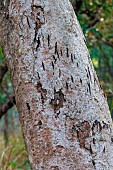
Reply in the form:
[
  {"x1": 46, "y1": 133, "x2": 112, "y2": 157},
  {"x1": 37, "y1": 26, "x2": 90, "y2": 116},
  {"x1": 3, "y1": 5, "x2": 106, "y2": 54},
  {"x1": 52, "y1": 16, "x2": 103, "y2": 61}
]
[{"x1": 1, "y1": 0, "x2": 113, "y2": 169}]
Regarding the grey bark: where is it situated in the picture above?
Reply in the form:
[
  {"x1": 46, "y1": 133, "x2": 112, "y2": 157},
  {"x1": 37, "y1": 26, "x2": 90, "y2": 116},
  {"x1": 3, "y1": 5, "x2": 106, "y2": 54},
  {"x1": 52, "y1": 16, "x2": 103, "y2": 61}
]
[{"x1": 0, "y1": 0, "x2": 113, "y2": 170}]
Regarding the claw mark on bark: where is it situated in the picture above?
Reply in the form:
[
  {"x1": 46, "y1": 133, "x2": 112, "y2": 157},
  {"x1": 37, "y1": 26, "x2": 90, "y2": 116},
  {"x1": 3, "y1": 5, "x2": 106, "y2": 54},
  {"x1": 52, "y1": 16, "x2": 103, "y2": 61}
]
[
  {"x1": 26, "y1": 16, "x2": 31, "y2": 28},
  {"x1": 55, "y1": 42, "x2": 58, "y2": 54},
  {"x1": 59, "y1": 69, "x2": 61, "y2": 77},
  {"x1": 92, "y1": 160, "x2": 96, "y2": 169},
  {"x1": 52, "y1": 61, "x2": 54, "y2": 69},
  {"x1": 42, "y1": 62, "x2": 45, "y2": 71},
  {"x1": 80, "y1": 78, "x2": 82, "y2": 84},
  {"x1": 48, "y1": 34, "x2": 50, "y2": 47},
  {"x1": 71, "y1": 75, "x2": 74, "y2": 83},
  {"x1": 71, "y1": 53, "x2": 73, "y2": 62},
  {"x1": 66, "y1": 82, "x2": 68, "y2": 89},
  {"x1": 66, "y1": 47, "x2": 69, "y2": 57},
  {"x1": 37, "y1": 72, "x2": 40, "y2": 79},
  {"x1": 36, "y1": 36, "x2": 40, "y2": 50},
  {"x1": 60, "y1": 49, "x2": 63, "y2": 56},
  {"x1": 88, "y1": 66, "x2": 92, "y2": 82},
  {"x1": 87, "y1": 83, "x2": 91, "y2": 95},
  {"x1": 52, "y1": 55, "x2": 57, "y2": 63},
  {"x1": 34, "y1": 30, "x2": 37, "y2": 42}
]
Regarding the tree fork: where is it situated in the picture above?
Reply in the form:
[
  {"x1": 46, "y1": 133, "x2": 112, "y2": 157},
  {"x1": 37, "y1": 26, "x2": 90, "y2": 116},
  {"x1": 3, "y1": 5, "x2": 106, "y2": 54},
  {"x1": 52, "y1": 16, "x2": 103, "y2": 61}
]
[{"x1": 0, "y1": 0, "x2": 113, "y2": 169}]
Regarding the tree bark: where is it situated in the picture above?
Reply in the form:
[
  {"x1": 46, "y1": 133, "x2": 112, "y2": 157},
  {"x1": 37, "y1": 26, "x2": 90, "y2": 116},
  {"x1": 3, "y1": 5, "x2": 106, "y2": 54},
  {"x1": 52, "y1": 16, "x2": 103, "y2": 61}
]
[{"x1": 1, "y1": 0, "x2": 113, "y2": 169}]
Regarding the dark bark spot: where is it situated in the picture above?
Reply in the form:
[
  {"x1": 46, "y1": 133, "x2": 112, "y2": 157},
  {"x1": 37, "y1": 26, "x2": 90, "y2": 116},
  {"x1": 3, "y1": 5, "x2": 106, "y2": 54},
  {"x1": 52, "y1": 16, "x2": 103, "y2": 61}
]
[
  {"x1": 32, "y1": 5, "x2": 45, "y2": 30},
  {"x1": 38, "y1": 120, "x2": 42, "y2": 126},
  {"x1": 50, "y1": 166, "x2": 59, "y2": 170},
  {"x1": 77, "y1": 62, "x2": 79, "y2": 67},
  {"x1": 50, "y1": 89, "x2": 65, "y2": 113},
  {"x1": 37, "y1": 82, "x2": 47, "y2": 103},
  {"x1": 77, "y1": 121, "x2": 90, "y2": 148},
  {"x1": 55, "y1": 111, "x2": 60, "y2": 118},
  {"x1": 26, "y1": 103, "x2": 30, "y2": 110},
  {"x1": 92, "y1": 120, "x2": 102, "y2": 135}
]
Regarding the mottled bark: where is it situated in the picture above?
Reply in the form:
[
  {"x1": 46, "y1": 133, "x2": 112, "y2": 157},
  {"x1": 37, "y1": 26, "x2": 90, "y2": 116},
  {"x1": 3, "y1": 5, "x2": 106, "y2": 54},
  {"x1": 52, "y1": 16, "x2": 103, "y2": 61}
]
[{"x1": 1, "y1": 0, "x2": 113, "y2": 170}]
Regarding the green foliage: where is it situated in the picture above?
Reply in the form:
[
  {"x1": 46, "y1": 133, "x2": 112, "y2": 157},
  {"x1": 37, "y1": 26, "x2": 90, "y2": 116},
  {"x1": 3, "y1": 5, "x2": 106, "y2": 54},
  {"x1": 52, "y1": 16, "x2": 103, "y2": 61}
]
[
  {"x1": 0, "y1": 132, "x2": 30, "y2": 170},
  {"x1": 0, "y1": 47, "x2": 4, "y2": 63}
]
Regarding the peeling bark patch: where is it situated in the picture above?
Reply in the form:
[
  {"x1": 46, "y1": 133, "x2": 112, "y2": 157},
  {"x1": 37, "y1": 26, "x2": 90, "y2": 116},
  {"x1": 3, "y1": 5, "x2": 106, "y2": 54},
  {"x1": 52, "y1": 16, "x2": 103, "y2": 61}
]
[
  {"x1": 50, "y1": 89, "x2": 65, "y2": 112},
  {"x1": 92, "y1": 120, "x2": 102, "y2": 136},
  {"x1": 37, "y1": 82, "x2": 47, "y2": 103},
  {"x1": 32, "y1": 5, "x2": 45, "y2": 30},
  {"x1": 77, "y1": 121, "x2": 90, "y2": 148}
]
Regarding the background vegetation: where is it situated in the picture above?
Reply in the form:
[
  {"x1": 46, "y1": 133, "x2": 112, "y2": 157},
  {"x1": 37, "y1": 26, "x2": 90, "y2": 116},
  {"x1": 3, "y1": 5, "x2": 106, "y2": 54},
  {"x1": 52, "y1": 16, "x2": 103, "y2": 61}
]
[{"x1": 0, "y1": 0, "x2": 113, "y2": 169}]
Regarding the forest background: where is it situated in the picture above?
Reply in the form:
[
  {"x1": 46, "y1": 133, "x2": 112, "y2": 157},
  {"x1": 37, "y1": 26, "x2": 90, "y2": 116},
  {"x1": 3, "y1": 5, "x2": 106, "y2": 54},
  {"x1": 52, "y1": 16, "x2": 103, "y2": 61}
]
[{"x1": 0, "y1": 0, "x2": 113, "y2": 169}]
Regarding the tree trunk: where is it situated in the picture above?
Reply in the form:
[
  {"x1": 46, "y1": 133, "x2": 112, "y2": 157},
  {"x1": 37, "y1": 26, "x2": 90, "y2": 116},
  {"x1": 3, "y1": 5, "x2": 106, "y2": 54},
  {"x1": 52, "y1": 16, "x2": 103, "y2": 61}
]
[{"x1": 0, "y1": 0, "x2": 113, "y2": 169}]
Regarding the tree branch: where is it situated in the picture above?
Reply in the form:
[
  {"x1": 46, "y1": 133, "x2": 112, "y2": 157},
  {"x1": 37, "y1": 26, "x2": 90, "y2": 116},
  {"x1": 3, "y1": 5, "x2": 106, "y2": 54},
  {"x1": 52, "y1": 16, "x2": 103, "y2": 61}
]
[
  {"x1": 0, "y1": 63, "x2": 8, "y2": 84},
  {"x1": 0, "y1": 94, "x2": 15, "y2": 119}
]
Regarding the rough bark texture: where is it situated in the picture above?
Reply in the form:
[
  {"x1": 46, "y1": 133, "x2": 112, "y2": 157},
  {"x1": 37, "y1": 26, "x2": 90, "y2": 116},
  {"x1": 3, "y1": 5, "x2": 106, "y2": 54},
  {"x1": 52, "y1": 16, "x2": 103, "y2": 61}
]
[{"x1": 0, "y1": 0, "x2": 113, "y2": 169}]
